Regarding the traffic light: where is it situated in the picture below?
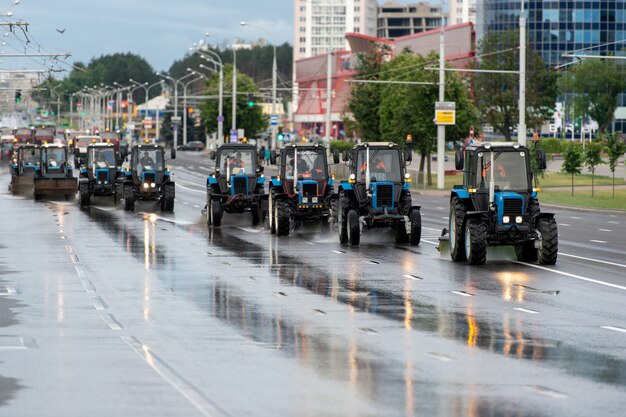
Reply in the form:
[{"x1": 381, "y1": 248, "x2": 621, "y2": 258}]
[
  {"x1": 277, "y1": 126, "x2": 284, "y2": 141},
  {"x1": 15, "y1": 90, "x2": 22, "y2": 103},
  {"x1": 247, "y1": 93, "x2": 254, "y2": 107},
  {"x1": 406, "y1": 134, "x2": 413, "y2": 143},
  {"x1": 187, "y1": 107, "x2": 194, "y2": 114}
]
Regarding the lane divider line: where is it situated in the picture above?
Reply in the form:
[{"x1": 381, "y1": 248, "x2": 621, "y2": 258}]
[
  {"x1": 514, "y1": 307, "x2": 540, "y2": 314},
  {"x1": 81, "y1": 279, "x2": 95, "y2": 293},
  {"x1": 403, "y1": 274, "x2": 422, "y2": 281},
  {"x1": 452, "y1": 291, "x2": 473, "y2": 297},
  {"x1": 601, "y1": 326, "x2": 626, "y2": 334},
  {"x1": 526, "y1": 385, "x2": 568, "y2": 399},
  {"x1": 559, "y1": 252, "x2": 626, "y2": 269},
  {"x1": 74, "y1": 265, "x2": 86, "y2": 278},
  {"x1": 100, "y1": 314, "x2": 122, "y2": 330},
  {"x1": 121, "y1": 336, "x2": 229, "y2": 417},
  {"x1": 89, "y1": 295, "x2": 105, "y2": 311},
  {"x1": 514, "y1": 262, "x2": 626, "y2": 291}
]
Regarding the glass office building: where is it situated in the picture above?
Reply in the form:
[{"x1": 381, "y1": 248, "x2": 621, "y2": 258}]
[{"x1": 477, "y1": 1, "x2": 626, "y2": 67}]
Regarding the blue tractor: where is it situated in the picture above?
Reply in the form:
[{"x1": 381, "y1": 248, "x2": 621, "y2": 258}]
[
  {"x1": 268, "y1": 143, "x2": 337, "y2": 236},
  {"x1": 441, "y1": 141, "x2": 557, "y2": 265},
  {"x1": 78, "y1": 143, "x2": 122, "y2": 207},
  {"x1": 117, "y1": 142, "x2": 176, "y2": 212},
  {"x1": 333, "y1": 142, "x2": 421, "y2": 247},
  {"x1": 33, "y1": 143, "x2": 77, "y2": 201},
  {"x1": 206, "y1": 143, "x2": 267, "y2": 227},
  {"x1": 9, "y1": 144, "x2": 41, "y2": 195}
]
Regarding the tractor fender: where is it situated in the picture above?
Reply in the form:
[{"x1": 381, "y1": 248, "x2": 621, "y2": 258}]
[
  {"x1": 451, "y1": 189, "x2": 470, "y2": 200},
  {"x1": 272, "y1": 191, "x2": 290, "y2": 201},
  {"x1": 410, "y1": 205, "x2": 421, "y2": 212},
  {"x1": 465, "y1": 210, "x2": 489, "y2": 222},
  {"x1": 339, "y1": 181, "x2": 353, "y2": 191},
  {"x1": 532, "y1": 211, "x2": 555, "y2": 228},
  {"x1": 257, "y1": 176, "x2": 266, "y2": 185},
  {"x1": 270, "y1": 178, "x2": 282, "y2": 188},
  {"x1": 207, "y1": 176, "x2": 218, "y2": 185}
]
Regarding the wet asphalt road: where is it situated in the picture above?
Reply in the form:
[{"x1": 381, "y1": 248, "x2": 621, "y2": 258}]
[{"x1": 0, "y1": 152, "x2": 625, "y2": 417}]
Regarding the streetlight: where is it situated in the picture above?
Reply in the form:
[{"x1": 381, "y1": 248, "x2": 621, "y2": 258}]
[
  {"x1": 197, "y1": 51, "x2": 224, "y2": 147},
  {"x1": 240, "y1": 21, "x2": 278, "y2": 149},
  {"x1": 130, "y1": 79, "x2": 164, "y2": 141},
  {"x1": 183, "y1": 69, "x2": 208, "y2": 146},
  {"x1": 158, "y1": 71, "x2": 196, "y2": 149}
]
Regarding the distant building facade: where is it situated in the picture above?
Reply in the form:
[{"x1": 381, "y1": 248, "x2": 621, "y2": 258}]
[
  {"x1": 377, "y1": 2, "x2": 446, "y2": 39},
  {"x1": 448, "y1": 0, "x2": 477, "y2": 25}
]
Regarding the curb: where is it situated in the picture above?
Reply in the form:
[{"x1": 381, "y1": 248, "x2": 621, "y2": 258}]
[{"x1": 541, "y1": 203, "x2": 626, "y2": 216}]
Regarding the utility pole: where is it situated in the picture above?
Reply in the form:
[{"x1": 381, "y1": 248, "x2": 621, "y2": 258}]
[
  {"x1": 325, "y1": 51, "x2": 332, "y2": 144},
  {"x1": 232, "y1": 46, "x2": 237, "y2": 135},
  {"x1": 518, "y1": 0, "x2": 527, "y2": 145},
  {"x1": 436, "y1": 24, "x2": 446, "y2": 190}
]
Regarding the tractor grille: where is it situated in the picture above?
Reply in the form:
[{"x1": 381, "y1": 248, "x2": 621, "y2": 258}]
[
  {"x1": 301, "y1": 182, "x2": 318, "y2": 197},
  {"x1": 375, "y1": 184, "x2": 394, "y2": 208},
  {"x1": 143, "y1": 173, "x2": 156, "y2": 184},
  {"x1": 232, "y1": 177, "x2": 248, "y2": 195},
  {"x1": 503, "y1": 198, "x2": 523, "y2": 216},
  {"x1": 97, "y1": 171, "x2": 108, "y2": 183}
]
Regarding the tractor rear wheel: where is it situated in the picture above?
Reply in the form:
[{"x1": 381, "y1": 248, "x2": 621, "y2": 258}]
[
  {"x1": 79, "y1": 183, "x2": 90, "y2": 207},
  {"x1": 465, "y1": 219, "x2": 487, "y2": 265},
  {"x1": 276, "y1": 199, "x2": 290, "y2": 236},
  {"x1": 537, "y1": 218, "x2": 558, "y2": 265},
  {"x1": 449, "y1": 197, "x2": 467, "y2": 262},
  {"x1": 400, "y1": 190, "x2": 412, "y2": 215},
  {"x1": 394, "y1": 220, "x2": 408, "y2": 243},
  {"x1": 408, "y1": 209, "x2": 421, "y2": 246},
  {"x1": 251, "y1": 206, "x2": 260, "y2": 226},
  {"x1": 161, "y1": 183, "x2": 175, "y2": 212},
  {"x1": 210, "y1": 198, "x2": 222, "y2": 227},
  {"x1": 268, "y1": 194, "x2": 276, "y2": 234},
  {"x1": 123, "y1": 185, "x2": 135, "y2": 212},
  {"x1": 337, "y1": 194, "x2": 348, "y2": 244},
  {"x1": 347, "y1": 209, "x2": 360, "y2": 246}
]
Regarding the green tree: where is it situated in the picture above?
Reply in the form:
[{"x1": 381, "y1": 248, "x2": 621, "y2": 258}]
[
  {"x1": 583, "y1": 141, "x2": 604, "y2": 197},
  {"x1": 200, "y1": 64, "x2": 268, "y2": 142},
  {"x1": 377, "y1": 51, "x2": 478, "y2": 185},
  {"x1": 605, "y1": 132, "x2": 626, "y2": 197},
  {"x1": 563, "y1": 60, "x2": 626, "y2": 134},
  {"x1": 561, "y1": 142, "x2": 583, "y2": 196},
  {"x1": 473, "y1": 31, "x2": 558, "y2": 140}
]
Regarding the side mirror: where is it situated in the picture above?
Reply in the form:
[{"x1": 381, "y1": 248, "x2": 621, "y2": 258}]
[
  {"x1": 257, "y1": 166, "x2": 264, "y2": 173},
  {"x1": 405, "y1": 150, "x2": 412, "y2": 162},
  {"x1": 210, "y1": 151, "x2": 216, "y2": 160},
  {"x1": 332, "y1": 149, "x2": 340, "y2": 164},
  {"x1": 270, "y1": 150, "x2": 277, "y2": 165},
  {"x1": 170, "y1": 148, "x2": 176, "y2": 160},
  {"x1": 342, "y1": 150, "x2": 350, "y2": 162},
  {"x1": 455, "y1": 150, "x2": 464, "y2": 170},
  {"x1": 536, "y1": 149, "x2": 547, "y2": 170},
  {"x1": 31, "y1": 149, "x2": 35, "y2": 156}
]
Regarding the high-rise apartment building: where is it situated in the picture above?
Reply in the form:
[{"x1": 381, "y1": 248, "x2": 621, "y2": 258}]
[
  {"x1": 448, "y1": 0, "x2": 477, "y2": 25},
  {"x1": 377, "y1": 2, "x2": 446, "y2": 39},
  {"x1": 293, "y1": 0, "x2": 378, "y2": 61}
]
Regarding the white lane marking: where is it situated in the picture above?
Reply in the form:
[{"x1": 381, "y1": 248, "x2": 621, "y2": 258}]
[
  {"x1": 404, "y1": 274, "x2": 422, "y2": 281},
  {"x1": 428, "y1": 352, "x2": 455, "y2": 362},
  {"x1": 598, "y1": 229, "x2": 612, "y2": 232},
  {"x1": 237, "y1": 227, "x2": 261, "y2": 234},
  {"x1": 421, "y1": 239, "x2": 438, "y2": 246},
  {"x1": 70, "y1": 254, "x2": 79, "y2": 264},
  {"x1": 452, "y1": 291, "x2": 473, "y2": 297},
  {"x1": 0, "y1": 337, "x2": 27, "y2": 350},
  {"x1": 198, "y1": 166, "x2": 211, "y2": 171},
  {"x1": 331, "y1": 250, "x2": 345, "y2": 254},
  {"x1": 363, "y1": 260, "x2": 379, "y2": 265},
  {"x1": 183, "y1": 201, "x2": 189, "y2": 205},
  {"x1": 121, "y1": 336, "x2": 225, "y2": 417},
  {"x1": 440, "y1": 216, "x2": 448, "y2": 220},
  {"x1": 193, "y1": 205, "x2": 200, "y2": 208},
  {"x1": 608, "y1": 221, "x2": 620, "y2": 224},
  {"x1": 515, "y1": 261, "x2": 626, "y2": 291},
  {"x1": 90, "y1": 295, "x2": 105, "y2": 311},
  {"x1": 601, "y1": 326, "x2": 626, "y2": 333},
  {"x1": 81, "y1": 279, "x2": 95, "y2": 293},
  {"x1": 423, "y1": 226, "x2": 442, "y2": 231},
  {"x1": 74, "y1": 265, "x2": 86, "y2": 278},
  {"x1": 436, "y1": 207, "x2": 445, "y2": 210},
  {"x1": 559, "y1": 224, "x2": 571, "y2": 227},
  {"x1": 305, "y1": 241, "x2": 315, "y2": 246},
  {"x1": 571, "y1": 216, "x2": 581, "y2": 220},
  {"x1": 514, "y1": 307, "x2": 539, "y2": 314},
  {"x1": 0, "y1": 287, "x2": 16, "y2": 296},
  {"x1": 526, "y1": 385, "x2": 568, "y2": 399},
  {"x1": 590, "y1": 240, "x2": 607, "y2": 244},
  {"x1": 175, "y1": 183, "x2": 205, "y2": 194},
  {"x1": 100, "y1": 314, "x2": 122, "y2": 330},
  {"x1": 65, "y1": 245, "x2": 74, "y2": 254},
  {"x1": 559, "y1": 252, "x2": 626, "y2": 269}
]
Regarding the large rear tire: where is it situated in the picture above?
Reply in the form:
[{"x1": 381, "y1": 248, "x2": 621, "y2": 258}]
[
  {"x1": 465, "y1": 219, "x2": 487, "y2": 265},
  {"x1": 123, "y1": 185, "x2": 135, "y2": 212},
  {"x1": 449, "y1": 197, "x2": 467, "y2": 262},
  {"x1": 276, "y1": 199, "x2": 290, "y2": 236},
  {"x1": 337, "y1": 194, "x2": 348, "y2": 244},
  {"x1": 408, "y1": 209, "x2": 421, "y2": 246},
  {"x1": 268, "y1": 193, "x2": 276, "y2": 234},
  {"x1": 251, "y1": 205, "x2": 260, "y2": 226},
  {"x1": 161, "y1": 182, "x2": 175, "y2": 212},
  {"x1": 537, "y1": 218, "x2": 558, "y2": 265},
  {"x1": 210, "y1": 198, "x2": 222, "y2": 227},
  {"x1": 79, "y1": 182, "x2": 90, "y2": 207},
  {"x1": 347, "y1": 209, "x2": 360, "y2": 247}
]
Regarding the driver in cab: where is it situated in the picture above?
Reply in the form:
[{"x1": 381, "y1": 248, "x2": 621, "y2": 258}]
[
  {"x1": 139, "y1": 151, "x2": 155, "y2": 168},
  {"x1": 229, "y1": 152, "x2": 245, "y2": 174}
]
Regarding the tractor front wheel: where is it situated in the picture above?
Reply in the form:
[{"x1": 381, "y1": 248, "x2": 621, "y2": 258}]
[
  {"x1": 161, "y1": 183, "x2": 175, "y2": 212},
  {"x1": 465, "y1": 219, "x2": 487, "y2": 265},
  {"x1": 123, "y1": 185, "x2": 135, "y2": 212},
  {"x1": 449, "y1": 197, "x2": 467, "y2": 262},
  {"x1": 210, "y1": 198, "x2": 223, "y2": 227},
  {"x1": 347, "y1": 209, "x2": 360, "y2": 246},
  {"x1": 337, "y1": 195, "x2": 348, "y2": 244},
  {"x1": 275, "y1": 199, "x2": 290, "y2": 236},
  {"x1": 408, "y1": 209, "x2": 421, "y2": 246},
  {"x1": 268, "y1": 194, "x2": 276, "y2": 234},
  {"x1": 79, "y1": 183, "x2": 90, "y2": 207},
  {"x1": 537, "y1": 218, "x2": 558, "y2": 265}
]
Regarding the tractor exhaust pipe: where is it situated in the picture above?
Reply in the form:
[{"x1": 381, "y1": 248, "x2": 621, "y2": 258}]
[{"x1": 489, "y1": 151, "x2": 495, "y2": 207}]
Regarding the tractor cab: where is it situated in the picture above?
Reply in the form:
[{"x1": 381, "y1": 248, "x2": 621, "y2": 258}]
[
  {"x1": 77, "y1": 143, "x2": 120, "y2": 205},
  {"x1": 41, "y1": 144, "x2": 72, "y2": 178},
  {"x1": 130, "y1": 144, "x2": 167, "y2": 189},
  {"x1": 12, "y1": 144, "x2": 41, "y2": 176},
  {"x1": 277, "y1": 143, "x2": 330, "y2": 204}
]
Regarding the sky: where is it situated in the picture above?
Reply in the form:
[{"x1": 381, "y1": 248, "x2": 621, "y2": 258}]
[{"x1": 2, "y1": 0, "x2": 421, "y2": 75}]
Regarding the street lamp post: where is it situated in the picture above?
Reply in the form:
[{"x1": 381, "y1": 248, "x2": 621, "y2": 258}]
[
  {"x1": 183, "y1": 70, "x2": 207, "y2": 145},
  {"x1": 198, "y1": 51, "x2": 224, "y2": 147},
  {"x1": 241, "y1": 21, "x2": 278, "y2": 149},
  {"x1": 159, "y1": 71, "x2": 196, "y2": 149}
]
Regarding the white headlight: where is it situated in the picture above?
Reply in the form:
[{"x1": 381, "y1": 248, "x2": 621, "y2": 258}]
[
  {"x1": 151, "y1": 183, "x2": 156, "y2": 188},
  {"x1": 143, "y1": 183, "x2": 149, "y2": 188},
  {"x1": 349, "y1": 173, "x2": 356, "y2": 181},
  {"x1": 503, "y1": 216, "x2": 510, "y2": 224},
  {"x1": 302, "y1": 197, "x2": 308, "y2": 203},
  {"x1": 312, "y1": 197, "x2": 318, "y2": 203},
  {"x1": 515, "y1": 216, "x2": 523, "y2": 224},
  {"x1": 404, "y1": 173, "x2": 410, "y2": 180}
]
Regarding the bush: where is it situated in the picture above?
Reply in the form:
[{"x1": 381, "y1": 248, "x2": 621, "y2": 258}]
[
  {"x1": 538, "y1": 137, "x2": 563, "y2": 154},
  {"x1": 329, "y1": 140, "x2": 355, "y2": 153}
]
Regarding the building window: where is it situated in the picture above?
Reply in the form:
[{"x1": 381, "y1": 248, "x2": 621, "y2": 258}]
[
  {"x1": 299, "y1": 37, "x2": 306, "y2": 43},
  {"x1": 355, "y1": 27, "x2": 360, "y2": 33},
  {"x1": 354, "y1": 16, "x2": 360, "y2": 22},
  {"x1": 299, "y1": 47, "x2": 306, "y2": 53}
]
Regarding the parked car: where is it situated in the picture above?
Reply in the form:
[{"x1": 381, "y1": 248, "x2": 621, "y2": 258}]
[{"x1": 177, "y1": 141, "x2": 205, "y2": 151}]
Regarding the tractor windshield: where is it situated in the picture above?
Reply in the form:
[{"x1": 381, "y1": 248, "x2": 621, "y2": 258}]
[
  {"x1": 219, "y1": 149, "x2": 255, "y2": 175},
  {"x1": 136, "y1": 149, "x2": 164, "y2": 172},
  {"x1": 283, "y1": 148, "x2": 327, "y2": 180},
  {"x1": 476, "y1": 150, "x2": 529, "y2": 190},
  {"x1": 43, "y1": 147, "x2": 67, "y2": 169},
  {"x1": 21, "y1": 148, "x2": 40, "y2": 166},
  {"x1": 356, "y1": 148, "x2": 401, "y2": 182},
  {"x1": 89, "y1": 148, "x2": 116, "y2": 169}
]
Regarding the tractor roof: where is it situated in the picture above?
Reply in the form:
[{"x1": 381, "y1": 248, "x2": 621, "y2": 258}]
[
  {"x1": 87, "y1": 143, "x2": 115, "y2": 149},
  {"x1": 466, "y1": 141, "x2": 528, "y2": 152},
  {"x1": 218, "y1": 143, "x2": 256, "y2": 151},
  {"x1": 282, "y1": 142, "x2": 326, "y2": 150},
  {"x1": 352, "y1": 141, "x2": 399, "y2": 150}
]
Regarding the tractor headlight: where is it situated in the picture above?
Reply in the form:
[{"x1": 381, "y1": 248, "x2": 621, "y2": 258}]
[
  {"x1": 98, "y1": 180, "x2": 102, "y2": 184},
  {"x1": 349, "y1": 173, "x2": 356, "y2": 184},
  {"x1": 143, "y1": 183, "x2": 149, "y2": 189},
  {"x1": 151, "y1": 183, "x2": 156, "y2": 188},
  {"x1": 302, "y1": 197, "x2": 309, "y2": 203},
  {"x1": 312, "y1": 197, "x2": 318, "y2": 203},
  {"x1": 503, "y1": 216, "x2": 510, "y2": 224},
  {"x1": 515, "y1": 216, "x2": 523, "y2": 224}
]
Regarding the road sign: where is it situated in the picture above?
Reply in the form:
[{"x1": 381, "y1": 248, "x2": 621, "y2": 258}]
[
  {"x1": 217, "y1": 115, "x2": 224, "y2": 123},
  {"x1": 270, "y1": 114, "x2": 278, "y2": 126},
  {"x1": 434, "y1": 101, "x2": 456, "y2": 125},
  {"x1": 127, "y1": 123, "x2": 136, "y2": 130},
  {"x1": 229, "y1": 129, "x2": 238, "y2": 143},
  {"x1": 171, "y1": 116, "x2": 181, "y2": 125}
]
